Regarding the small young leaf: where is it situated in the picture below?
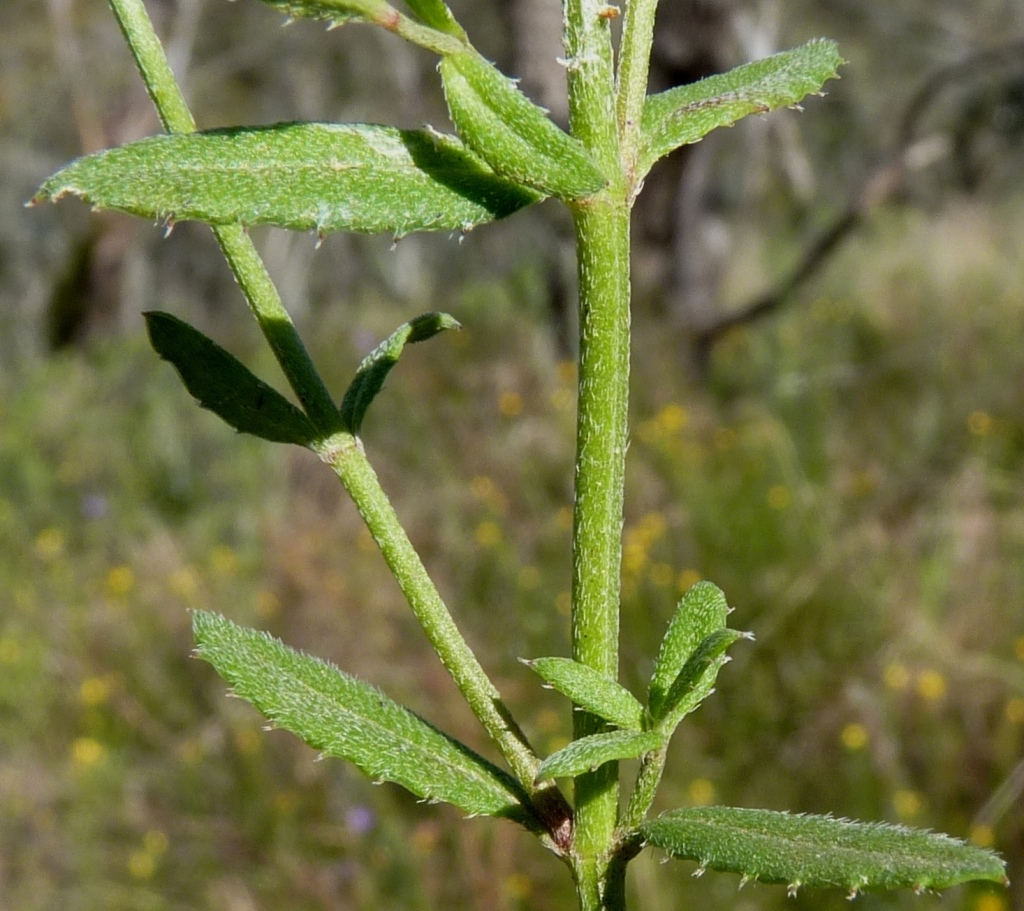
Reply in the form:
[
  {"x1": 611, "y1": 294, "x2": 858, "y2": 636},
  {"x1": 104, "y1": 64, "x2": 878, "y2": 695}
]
[
  {"x1": 340, "y1": 312, "x2": 460, "y2": 433},
  {"x1": 648, "y1": 581, "x2": 729, "y2": 719},
  {"x1": 252, "y1": 0, "x2": 387, "y2": 25},
  {"x1": 641, "y1": 807, "x2": 1008, "y2": 894},
  {"x1": 535, "y1": 730, "x2": 664, "y2": 783},
  {"x1": 639, "y1": 39, "x2": 843, "y2": 177},
  {"x1": 654, "y1": 628, "x2": 751, "y2": 730},
  {"x1": 524, "y1": 657, "x2": 646, "y2": 731},
  {"x1": 440, "y1": 51, "x2": 607, "y2": 200},
  {"x1": 33, "y1": 123, "x2": 541, "y2": 238},
  {"x1": 192, "y1": 611, "x2": 534, "y2": 822},
  {"x1": 403, "y1": 0, "x2": 465, "y2": 37},
  {"x1": 144, "y1": 311, "x2": 316, "y2": 446}
]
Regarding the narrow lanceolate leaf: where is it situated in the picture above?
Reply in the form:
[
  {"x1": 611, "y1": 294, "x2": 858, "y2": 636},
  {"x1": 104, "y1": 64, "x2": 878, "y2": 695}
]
[
  {"x1": 641, "y1": 807, "x2": 1008, "y2": 894},
  {"x1": 192, "y1": 611, "x2": 533, "y2": 821},
  {"x1": 440, "y1": 51, "x2": 606, "y2": 200},
  {"x1": 655, "y1": 628, "x2": 752, "y2": 731},
  {"x1": 144, "y1": 311, "x2": 316, "y2": 447},
  {"x1": 639, "y1": 39, "x2": 843, "y2": 177},
  {"x1": 33, "y1": 123, "x2": 541, "y2": 238},
  {"x1": 535, "y1": 731, "x2": 664, "y2": 783},
  {"x1": 648, "y1": 581, "x2": 730, "y2": 720},
  {"x1": 252, "y1": 0, "x2": 387, "y2": 25},
  {"x1": 524, "y1": 657, "x2": 646, "y2": 731},
  {"x1": 403, "y1": 0, "x2": 465, "y2": 37},
  {"x1": 340, "y1": 312, "x2": 460, "y2": 433}
]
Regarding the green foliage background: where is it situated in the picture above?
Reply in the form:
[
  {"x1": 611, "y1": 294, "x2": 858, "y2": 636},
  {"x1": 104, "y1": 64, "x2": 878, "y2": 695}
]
[{"x1": 2, "y1": 1, "x2": 1024, "y2": 910}]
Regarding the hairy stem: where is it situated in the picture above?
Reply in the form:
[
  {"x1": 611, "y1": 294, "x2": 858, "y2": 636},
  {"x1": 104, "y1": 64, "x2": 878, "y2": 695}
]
[
  {"x1": 314, "y1": 433, "x2": 550, "y2": 793},
  {"x1": 564, "y1": 0, "x2": 631, "y2": 904}
]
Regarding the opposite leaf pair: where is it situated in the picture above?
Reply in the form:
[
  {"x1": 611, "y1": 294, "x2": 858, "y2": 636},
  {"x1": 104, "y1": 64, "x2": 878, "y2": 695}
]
[{"x1": 526, "y1": 581, "x2": 750, "y2": 783}]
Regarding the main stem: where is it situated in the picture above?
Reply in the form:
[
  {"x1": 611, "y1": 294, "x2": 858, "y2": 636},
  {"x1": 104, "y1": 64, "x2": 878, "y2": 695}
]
[{"x1": 564, "y1": 2, "x2": 633, "y2": 908}]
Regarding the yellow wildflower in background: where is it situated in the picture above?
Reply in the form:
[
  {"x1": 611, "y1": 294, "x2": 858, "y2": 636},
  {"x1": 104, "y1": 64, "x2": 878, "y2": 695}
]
[
  {"x1": 840, "y1": 722, "x2": 869, "y2": 751},
  {"x1": 915, "y1": 669, "x2": 947, "y2": 701},
  {"x1": 892, "y1": 789, "x2": 924, "y2": 820},
  {"x1": 883, "y1": 662, "x2": 911, "y2": 691},
  {"x1": 677, "y1": 569, "x2": 702, "y2": 592},
  {"x1": 168, "y1": 565, "x2": 199, "y2": 600},
  {"x1": 474, "y1": 520, "x2": 502, "y2": 549},
  {"x1": 649, "y1": 562, "x2": 674, "y2": 587},
  {"x1": 688, "y1": 778, "x2": 716, "y2": 806},
  {"x1": 970, "y1": 824, "x2": 997, "y2": 848},
  {"x1": 1005, "y1": 697, "x2": 1024, "y2": 725},
  {"x1": 503, "y1": 873, "x2": 533, "y2": 901},
  {"x1": 127, "y1": 850, "x2": 155, "y2": 880},
  {"x1": 498, "y1": 390, "x2": 523, "y2": 417},
  {"x1": 210, "y1": 544, "x2": 238, "y2": 575},
  {"x1": 973, "y1": 893, "x2": 1008, "y2": 911},
  {"x1": 470, "y1": 475, "x2": 508, "y2": 513},
  {"x1": 79, "y1": 676, "x2": 112, "y2": 707},
  {"x1": 105, "y1": 565, "x2": 135, "y2": 598},
  {"x1": 968, "y1": 410, "x2": 994, "y2": 436},
  {"x1": 33, "y1": 527, "x2": 64, "y2": 560},
  {"x1": 71, "y1": 737, "x2": 107, "y2": 770},
  {"x1": 517, "y1": 565, "x2": 541, "y2": 590},
  {"x1": 127, "y1": 829, "x2": 168, "y2": 878}
]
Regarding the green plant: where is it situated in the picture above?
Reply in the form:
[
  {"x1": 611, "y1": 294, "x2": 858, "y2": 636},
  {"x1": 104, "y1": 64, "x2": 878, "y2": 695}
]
[{"x1": 32, "y1": 1, "x2": 1008, "y2": 909}]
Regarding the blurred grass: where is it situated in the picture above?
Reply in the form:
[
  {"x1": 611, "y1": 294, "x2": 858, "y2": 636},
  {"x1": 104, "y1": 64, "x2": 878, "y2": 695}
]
[{"x1": 4, "y1": 193, "x2": 1024, "y2": 909}]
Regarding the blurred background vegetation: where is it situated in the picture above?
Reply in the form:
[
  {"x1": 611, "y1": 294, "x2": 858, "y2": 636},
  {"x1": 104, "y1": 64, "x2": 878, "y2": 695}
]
[{"x1": 2, "y1": 0, "x2": 1024, "y2": 909}]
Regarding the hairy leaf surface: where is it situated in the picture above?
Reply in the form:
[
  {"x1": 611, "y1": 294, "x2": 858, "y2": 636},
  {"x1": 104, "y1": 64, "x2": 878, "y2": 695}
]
[
  {"x1": 193, "y1": 611, "x2": 533, "y2": 821},
  {"x1": 252, "y1": 0, "x2": 384, "y2": 24},
  {"x1": 145, "y1": 311, "x2": 316, "y2": 446},
  {"x1": 340, "y1": 312, "x2": 460, "y2": 433},
  {"x1": 639, "y1": 39, "x2": 843, "y2": 176},
  {"x1": 441, "y1": 51, "x2": 606, "y2": 199},
  {"x1": 641, "y1": 807, "x2": 1007, "y2": 893},
  {"x1": 34, "y1": 123, "x2": 540, "y2": 237},
  {"x1": 535, "y1": 731, "x2": 664, "y2": 783},
  {"x1": 403, "y1": 0, "x2": 464, "y2": 36},
  {"x1": 648, "y1": 581, "x2": 729, "y2": 719},
  {"x1": 524, "y1": 657, "x2": 646, "y2": 731},
  {"x1": 655, "y1": 628, "x2": 751, "y2": 730}
]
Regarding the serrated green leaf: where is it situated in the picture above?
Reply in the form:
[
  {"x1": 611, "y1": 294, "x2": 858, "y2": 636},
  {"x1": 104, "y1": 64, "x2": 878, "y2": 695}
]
[
  {"x1": 639, "y1": 39, "x2": 843, "y2": 177},
  {"x1": 339, "y1": 312, "x2": 460, "y2": 433},
  {"x1": 403, "y1": 0, "x2": 464, "y2": 36},
  {"x1": 440, "y1": 51, "x2": 606, "y2": 200},
  {"x1": 641, "y1": 807, "x2": 1008, "y2": 894},
  {"x1": 192, "y1": 610, "x2": 534, "y2": 821},
  {"x1": 144, "y1": 311, "x2": 316, "y2": 446},
  {"x1": 33, "y1": 123, "x2": 541, "y2": 238},
  {"x1": 648, "y1": 581, "x2": 729, "y2": 719},
  {"x1": 524, "y1": 657, "x2": 646, "y2": 731},
  {"x1": 535, "y1": 730, "x2": 664, "y2": 783}
]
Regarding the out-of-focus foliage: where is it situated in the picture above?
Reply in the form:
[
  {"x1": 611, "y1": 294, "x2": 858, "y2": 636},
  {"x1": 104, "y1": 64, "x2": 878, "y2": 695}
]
[{"x1": 4, "y1": 1, "x2": 1024, "y2": 910}]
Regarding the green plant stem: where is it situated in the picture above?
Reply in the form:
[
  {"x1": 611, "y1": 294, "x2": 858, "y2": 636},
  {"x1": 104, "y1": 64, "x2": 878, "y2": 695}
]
[
  {"x1": 564, "y1": 1, "x2": 631, "y2": 906},
  {"x1": 315, "y1": 432, "x2": 552, "y2": 796},
  {"x1": 620, "y1": 745, "x2": 668, "y2": 832},
  {"x1": 107, "y1": 0, "x2": 566, "y2": 821}
]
